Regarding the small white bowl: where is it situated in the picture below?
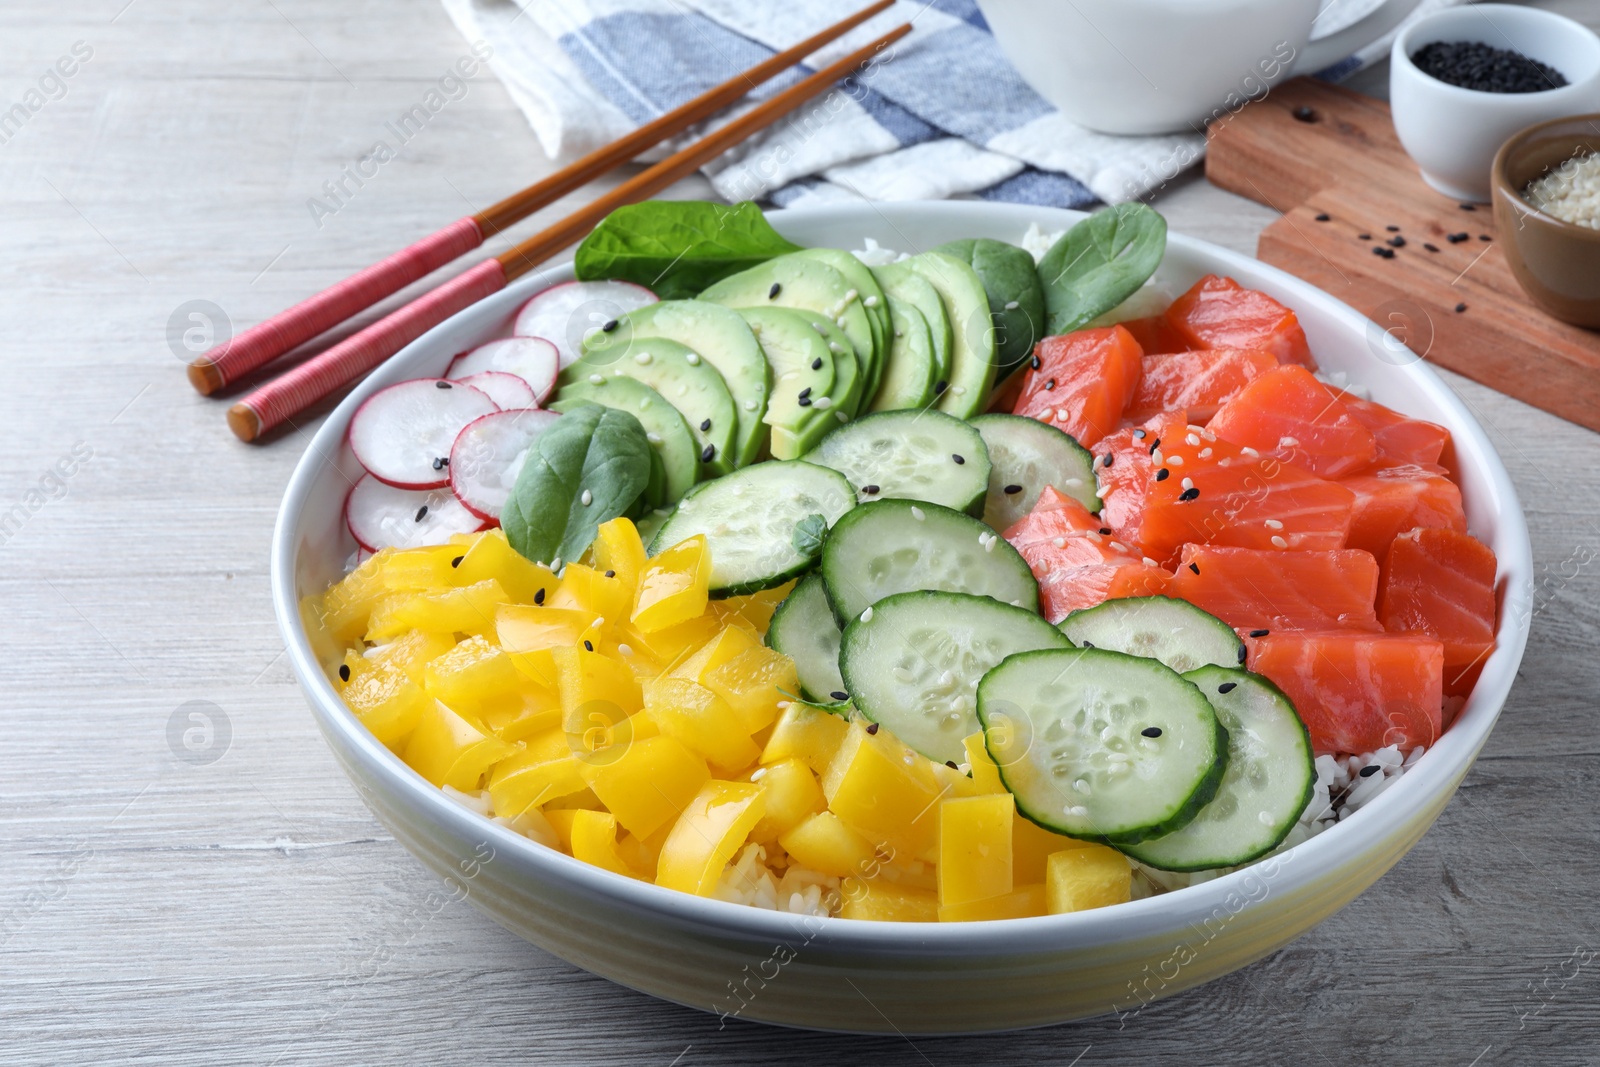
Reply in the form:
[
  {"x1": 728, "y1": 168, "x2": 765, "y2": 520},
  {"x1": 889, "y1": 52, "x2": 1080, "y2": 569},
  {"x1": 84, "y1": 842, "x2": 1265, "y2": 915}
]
[{"x1": 1391, "y1": 3, "x2": 1600, "y2": 202}]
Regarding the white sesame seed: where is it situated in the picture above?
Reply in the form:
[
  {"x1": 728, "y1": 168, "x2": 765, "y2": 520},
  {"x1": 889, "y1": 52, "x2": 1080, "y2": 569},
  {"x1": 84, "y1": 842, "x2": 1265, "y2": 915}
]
[
  {"x1": 835, "y1": 411, "x2": 849, "y2": 422},
  {"x1": 984, "y1": 534, "x2": 997, "y2": 553},
  {"x1": 829, "y1": 341, "x2": 845, "y2": 354},
  {"x1": 861, "y1": 606, "x2": 874, "y2": 623},
  {"x1": 646, "y1": 432, "x2": 662, "y2": 445},
  {"x1": 1265, "y1": 518, "x2": 1284, "y2": 529},
  {"x1": 588, "y1": 373, "x2": 604, "y2": 385},
  {"x1": 634, "y1": 352, "x2": 652, "y2": 365},
  {"x1": 814, "y1": 396, "x2": 833, "y2": 410},
  {"x1": 1271, "y1": 535, "x2": 1289, "y2": 549},
  {"x1": 1052, "y1": 537, "x2": 1067, "y2": 548},
  {"x1": 1241, "y1": 446, "x2": 1260, "y2": 457},
  {"x1": 750, "y1": 767, "x2": 768, "y2": 781},
  {"x1": 864, "y1": 295, "x2": 879, "y2": 308},
  {"x1": 911, "y1": 506, "x2": 925, "y2": 521},
  {"x1": 1199, "y1": 447, "x2": 1213, "y2": 459},
  {"x1": 1086, "y1": 530, "x2": 1102, "y2": 542},
  {"x1": 1062, "y1": 477, "x2": 1084, "y2": 488},
  {"x1": 844, "y1": 289, "x2": 858, "y2": 302},
  {"x1": 1109, "y1": 540, "x2": 1129, "y2": 553},
  {"x1": 1004, "y1": 300, "x2": 1019, "y2": 310},
  {"x1": 685, "y1": 351, "x2": 701, "y2": 365},
  {"x1": 1181, "y1": 477, "x2": 1194, "y2": 490},
  {"x1": 953, "y1": 385, "x2": 967, "y2": 396},
  {"x1": 617, "y1": 643, "x2": 634, "y2": 656},
  {"x1": 743, "y1": 399, "x2": 758, "y2": 411},
  {"x1": 1168, "y1": 454, "x2": 1184, "y2": 466},
  {"x1": 1280, "y1": 436, "x2": 1299, "y2": 448},
  {"x1": 1186, "y1": 433, "x2": 1201, "y2": 446},
  {"x1": 1143, "y1": 557, "x2": 1159, "y2": 567},
  {"x1": 835, "y1": 316, "x2": 848, "y2": 328}
]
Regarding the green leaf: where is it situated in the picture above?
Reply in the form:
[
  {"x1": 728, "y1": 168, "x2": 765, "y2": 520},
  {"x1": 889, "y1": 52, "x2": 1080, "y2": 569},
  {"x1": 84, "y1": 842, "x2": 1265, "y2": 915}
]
[
  {"x1": 502, "y1": 403, "x2": 653, "y2": 566},
  {"x1": 790, "y1": 513, "x2": 829, "y2": 558},
  {"x1": 933, "y1": 237, "x2": 1045, "y2": 375},
  {"x1": 1037, "y1": 204, "x2": 1167, "y2": 336},
  {"x1": 574, "y1": 200, "x2": 803, "y2": 300}
]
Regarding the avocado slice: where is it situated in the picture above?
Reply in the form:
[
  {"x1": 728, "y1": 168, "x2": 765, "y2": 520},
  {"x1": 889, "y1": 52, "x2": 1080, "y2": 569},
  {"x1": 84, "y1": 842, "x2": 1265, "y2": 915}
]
[
  {"x1": 872, "y1": 262, "x2": 951, "y2": 388},
  {"x1": 551, "y1": 378, "x2": 699, "y2": 505},
  {"x1": 900, "y1": 251, "x2": 998, "y2": 420},
  {"x1": 867, "y1": 297, "x2": 937, "y2": 412},
  {"x1": 791, "y1": 247, "x2": 889, "y2": 392},
  {"x1": 739, "y1": 306, "x2": 841, "y2": 460},
  {"x1": 789, "y1": 309, "x2": 864, "y2": 422},
  {"x1": 932, "y1": 238, "x2": 1045, "y2": 379}
]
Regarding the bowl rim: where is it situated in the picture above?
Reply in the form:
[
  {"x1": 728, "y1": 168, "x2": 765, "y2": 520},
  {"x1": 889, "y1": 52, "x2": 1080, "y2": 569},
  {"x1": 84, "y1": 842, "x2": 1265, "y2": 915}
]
[
  {"x1": 1391, "y1": 2, "x2": 1600, "y2": 103},
  {"x1": 1491, "y1": 111, "x2": 1600, "y2": 241},
  {"x1": 272, "y1": 199, "x2": 1533, "y2": 951}
]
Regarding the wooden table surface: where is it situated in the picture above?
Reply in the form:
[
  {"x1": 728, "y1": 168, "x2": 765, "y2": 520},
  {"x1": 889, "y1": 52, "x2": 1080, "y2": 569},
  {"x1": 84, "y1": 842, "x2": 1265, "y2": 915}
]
[{"x1": 4, "y1": 2, "x2": 1598, "y2": 1063}]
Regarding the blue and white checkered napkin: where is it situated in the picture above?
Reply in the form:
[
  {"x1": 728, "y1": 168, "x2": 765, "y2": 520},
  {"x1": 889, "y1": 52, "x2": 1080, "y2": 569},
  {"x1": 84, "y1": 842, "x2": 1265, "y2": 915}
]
[{"x1": 439, "y1": 0, "x2": 1465, "y2": 210}]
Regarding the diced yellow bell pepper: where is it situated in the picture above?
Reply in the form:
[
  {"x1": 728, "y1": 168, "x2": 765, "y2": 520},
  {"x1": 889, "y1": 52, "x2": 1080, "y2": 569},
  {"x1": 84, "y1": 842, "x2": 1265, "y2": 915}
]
[
  {"x1": 838, "y1": 878, "x2": 938, "y2": 922},
  {"x1": 553, "y1": 646, "x2": 643, "y2": 761},
  {"x1": 749, "y1": 758, "x2": 826, "y2": 842},
  {"x1": 703, "y1": 646, "x2": 797, "y2": 734},
  {"x1": 588, "y1": 736, "x2": 709, "y2": 838},
  {"x1": 339, "y1": 657, "x2": 431, "y2": 749},
  {"x1": 821, "y1": 723, "x2": 942, "y2": 859},
  {"x1": 570, "y1": 810, "x2": 638, "y2": 879},
  {"x1": 938, "y1": 794, "x2": 1014, "y2": 907},
  {"x1": 655, "y1": 781, "x2": 765, "y2": 896},
  {"x1": 937, "y1": 883, "x2": 1047, "y2": 922},
  {"x1": 378, "y1": 544, "x2": 460, "y2": 592},
  {"x1": 544, "y1": 787, "x2": 605, "y2": 812},
  {"x1": 496, "y1": 604, "x2": 603, "y2": 690},
  {"x1": 777, "y1": 811, "x2": 876, "y2": 878},
  {"x1": 1013, "y1": 809, "x2": 1094, "y2": 884},
  {"x1": 632, "y1": 536, "x2": 710, "y2": 633},
  {"x1": 592, "y1": 517, "x2": 647, "y2": 598},
  {"x1": 672, "y1": 626, "x2": 759, "y2": 684},
  {"x1": 377, "y1": 580, "x2": 511, "y2": 640},
  {"x1": 963, "y1": 732, "x2": 1007, "y2": 795},
  {"x1": 643, "y1": 677, "x2": 760, "y2": 773},
  {"x1": 403, "y1": 699, "x2": 518, "y2": 790},
  {"x1": 366, "y1": 629, "x2": 455, "y2": 685},
  {"x1": 707, "y1": 580, "x2": 794, "y2": 633},
  {"x1": 452, "y1": 529, "x2": 556, "y2": 605},
  {"x1": 485, "y1": 693, "x2": 563, "y2": 743},
  {"x1": 930, "y1": 760, "x2": 985, "y2": 799},
  {"x1": 615, "y1": 823, "x2": 671, "y2": 881},
  {"x1": 544, "y1": 808, "x2": 579, "y2": 852},
  {"x1": 317, "y1": 551, "x2": 393, "y2": 644},
  {"x1": 1045, "y1": 845, "x2": 1132, "y2": 914},
  {"x1": 549, "y1": 562, "x2": 631, "y2": 625},
  {"x1": 617, "y1": 615, "x2": 723, "y2": 672},
  {"x1": 760, "y1": 702, "x2": 849, "y2": 773},
  {"x1": 486, "y1": 726, "x2": 588, "y2": 817},
  {"x1": 423, "y1": 636, "x2": 525, "y2": 720}
]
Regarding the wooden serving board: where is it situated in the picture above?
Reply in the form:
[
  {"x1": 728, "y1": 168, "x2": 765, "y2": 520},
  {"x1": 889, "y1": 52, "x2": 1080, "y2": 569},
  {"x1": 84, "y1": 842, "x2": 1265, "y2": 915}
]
[{"x1": 1205, "y1": 78, "x2": 1600, "y2": 433}]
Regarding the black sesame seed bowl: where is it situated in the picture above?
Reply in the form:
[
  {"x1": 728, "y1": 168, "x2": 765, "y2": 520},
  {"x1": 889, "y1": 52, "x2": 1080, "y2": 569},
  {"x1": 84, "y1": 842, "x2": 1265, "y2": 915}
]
[
  {"x1": 1390, "y1": 3, "x2": 1600, "y2": 203},
  {"x1": 271, "y1": 200, "x2": 1533, "y2": 1034}
]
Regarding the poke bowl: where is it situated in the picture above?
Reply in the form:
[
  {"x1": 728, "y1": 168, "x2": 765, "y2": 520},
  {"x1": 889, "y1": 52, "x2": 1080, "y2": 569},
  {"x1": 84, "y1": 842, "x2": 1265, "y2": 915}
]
[{"x1": 273, "y1": 200, "x2": 1532, "y2": 1034}]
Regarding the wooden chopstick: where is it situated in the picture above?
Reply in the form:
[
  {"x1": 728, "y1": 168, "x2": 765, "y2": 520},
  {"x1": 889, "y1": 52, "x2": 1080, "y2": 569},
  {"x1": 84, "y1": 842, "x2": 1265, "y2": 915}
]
[
  {"x1": 227, "y1": 23, "x2": 911, "y2": 443},
  {"x1": 187, "y1": 0, "x2": 895, "y2": 397}
]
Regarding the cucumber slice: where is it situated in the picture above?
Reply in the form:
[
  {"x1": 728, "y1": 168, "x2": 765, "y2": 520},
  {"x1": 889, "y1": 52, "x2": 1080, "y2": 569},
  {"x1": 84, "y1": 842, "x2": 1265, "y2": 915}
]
[
  {"x1": 901, "y1": 251, "x2": 997, "y2": 419},
  {"x1": 979, "y1": 647, "x2": 1229, "y2": 843},
  {"x1": 1058, "y1": 596, "x2": 1245, "y2": 674},
  {"x1": 792, "y1": 247, "x2": 889, "y2": 391},
  {"x1": 932, "y1": 238, "x2": 1045, "y2": 378},
  {"x1": 867, "y1": 298, "x2": 936, "y2": 413},
  {"x1": 970, "y1": 413, "x2": 1100, "y2": 530},
  {"x1": 802, "y1": 409, "x2": 991, "y2": 515},
  {"x1": 579, "y1": 300, "x2": 770, "y2": 468},
  {"x1": 839, "y1": 591, "x2": 1070, "y2": 765},
  {"x1": 820, "y1": 498, "x2": 1038, "y2": 624},
  {"x1": 1121, "y1": 667, "x2": 1314, "y2": 871},
  {"x1": 551, "y1": 378, "x2": 698, "y2": 504},
  {"x1": 648, "y1": 460, "x2": 855, "y2": 596},
  {"x1": 739, "y1": 307, "x2": 836, "y2": 460},
  {"x1": 560, "y1": 337, "x2": 738, "y2": 476},
  {"x1": 873, "y1": 262, "x2": 951, "y2": 387},
  {"x1": 766, "y1": 573, "x2": 848, "y2": 705}
]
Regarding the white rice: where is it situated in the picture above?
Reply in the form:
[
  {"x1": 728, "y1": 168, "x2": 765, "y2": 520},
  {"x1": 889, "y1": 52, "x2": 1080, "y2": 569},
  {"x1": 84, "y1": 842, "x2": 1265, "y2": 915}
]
[{"x1": 1525, "y1": 152, "x2": 1600, "y2": 229}]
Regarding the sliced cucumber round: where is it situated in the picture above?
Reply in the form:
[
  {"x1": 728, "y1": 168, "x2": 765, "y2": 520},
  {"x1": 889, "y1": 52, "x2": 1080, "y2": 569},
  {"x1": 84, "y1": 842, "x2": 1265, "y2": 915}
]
[
  {"x1": 820, "y1": 498, "x2": 1038, "y2": 624},
  {"x1": 867, "y1": 298, "x2": 937, "y2": 413},
  {"x1": 550, "y1": 378, "x2": 698, "y2": 504},
  {"x1": 648, "y1": 460, "x2": 855, "y2": 596},
  {"x1": 1059, "y1": 596, "x2": 1245, "y2": 674},
  {"x1": 840, "y1": 591, "x2": 1070, "y2": 765},
  {"x1": 802, "y1": 408, "x2": 991, "y2": 515},
  {"x1": 979, "y1": 647, "x2": 1229, "y2": 843},
  {"x1": 1121, "y1": 666, "x2": 1314, "y2": 871},
  {"x1": 766, "y1": 573, "x2": 848, "y2": 706},
  {"x1": 970, "y1": 413, "x2": 1100, "y2": 530}
]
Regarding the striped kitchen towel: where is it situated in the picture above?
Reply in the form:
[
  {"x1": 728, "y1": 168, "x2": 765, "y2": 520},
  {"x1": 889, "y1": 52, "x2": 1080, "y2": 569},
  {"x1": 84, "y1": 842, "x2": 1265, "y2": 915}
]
[{"x1": 438, "y1": 0, "x2": 1465, "y2": 211}]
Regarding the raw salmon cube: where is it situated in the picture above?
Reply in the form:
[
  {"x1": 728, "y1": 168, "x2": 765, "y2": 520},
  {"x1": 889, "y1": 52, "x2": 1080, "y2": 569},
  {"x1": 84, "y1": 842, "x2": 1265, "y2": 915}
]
[
  {"x1": 1118, "y1": 314, "x2": 1194, "y2": 356},
  {"x1": 1326, "y1": 388, "x2": 1452, "y2": 469},
  {"x1": 1166, "y1": 544, "x2": 1381, "y2": 632},
  {"x1": 1165, "y1": 275, "x2": 1316, "y2": 368},
  {"x1": 1207, "y1": 365, "x2": 1377, "y2": 479},
  {"x1": 1126, "y1": 348, "x2": 1278, "y2": 423},
  {"x1": 1003, "y1": 487, "x2": 1170, "y2": 623},
  {"x1": 1341, "y1": 464, "x2": 1466, "y2": 559},
  {"x1": 1013, "y1": 326, "x2": 1144, "y2": 448},
  {"x1": 1379, "y1": 527, "x2": 1498, "y2": 697}
]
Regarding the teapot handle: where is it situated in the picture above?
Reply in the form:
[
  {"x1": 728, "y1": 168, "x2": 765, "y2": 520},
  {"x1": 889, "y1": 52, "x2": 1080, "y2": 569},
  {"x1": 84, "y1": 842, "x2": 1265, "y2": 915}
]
[{"x1": 1292, "y1": 0, "x2": 1425, "y2": 76}]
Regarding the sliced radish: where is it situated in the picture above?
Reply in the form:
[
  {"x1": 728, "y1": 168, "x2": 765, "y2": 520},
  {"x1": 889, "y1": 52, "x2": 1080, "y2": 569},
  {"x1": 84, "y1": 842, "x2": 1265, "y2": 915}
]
[
  {"x1": 455, "y1": 370, "x2": 537, "y2": 410},
  {"x1": 447, "y1": 337, "x2": 559, "y2": 402},
  {"x1": 449, "y1": 408, "x2": 562, "y2": 521},
  {"x1": 345, "y1": 474, "x2": 486, "y2": 552},
  {"x1": 513, "y1": 279, "x2": 658, "y2": 368},
  {"x1": 348, "y1": 378, "x2": 498, "y2": 490}
]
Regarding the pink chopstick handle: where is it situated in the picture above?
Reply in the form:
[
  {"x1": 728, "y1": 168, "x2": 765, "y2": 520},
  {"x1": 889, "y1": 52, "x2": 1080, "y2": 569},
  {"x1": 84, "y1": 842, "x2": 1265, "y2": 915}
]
[
  {"x1": 192, "y1": 216, "x2": 485, "y2": 394},
  {"x1": 229, "y1": 258, "x2": 508, "y2": 441}
]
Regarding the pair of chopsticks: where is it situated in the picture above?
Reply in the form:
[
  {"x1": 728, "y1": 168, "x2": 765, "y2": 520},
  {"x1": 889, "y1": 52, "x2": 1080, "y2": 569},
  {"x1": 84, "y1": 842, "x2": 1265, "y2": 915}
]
[{"x1": 204, "y1": 3, "x2": 909, "y2": 442}]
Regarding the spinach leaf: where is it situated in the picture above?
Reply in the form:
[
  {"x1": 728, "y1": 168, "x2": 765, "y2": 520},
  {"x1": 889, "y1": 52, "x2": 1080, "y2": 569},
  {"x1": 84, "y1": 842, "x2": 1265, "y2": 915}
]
[
  {"x1": 934, "y1": 237, "x2": 1045, "y2": 376},
  {"x1": 574, "y1": 200, "x2": 803, "y2": 299},
  {"x1": 791, "y1": 513, "x2": 829, "y2": 558},
  {"x1": 1036, "y1": 204, "x2": 1167, "y2": 336},
  {"x1": 502, "y1": 403, "x2": 653, "y2": 566}
]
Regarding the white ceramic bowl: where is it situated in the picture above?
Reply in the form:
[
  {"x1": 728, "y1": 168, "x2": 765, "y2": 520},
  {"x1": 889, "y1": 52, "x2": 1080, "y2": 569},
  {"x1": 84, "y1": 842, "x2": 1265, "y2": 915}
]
[
  {"x1": 273, "y1": 201, "x2": 1532, "y2": 1034},
  {"x1": 1391, "y1": 3, "x2": 1600, "y2": 202}
]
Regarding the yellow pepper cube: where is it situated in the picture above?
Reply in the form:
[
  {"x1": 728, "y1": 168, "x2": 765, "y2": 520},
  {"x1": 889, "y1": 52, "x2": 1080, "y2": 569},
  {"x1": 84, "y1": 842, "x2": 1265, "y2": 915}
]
[
  {"x1": 544, "y1": 808, "x2": 579, "y2": 852},
  {"x1": 632, "y1": 535, "x2": 710, "y2": 633},
  {"x1": 386, "y1": 579, "x2": 511, "y2": 639},
  {"x1": 317, "y1": 551, "x2": 393, "y2": 644},
  {"x1": 838, "y1": 879, "x2": 938, "y2": 922},
  {"x1": 496, "y1": 604, "x2": 602, "y2": 690},
  {"x1": 423, "y1": 636, "x2": 524, "y2": 718},
  {"x1": 821, "y1": 723, "x2": 943, "y2": 859},
  {"x1": 643, "y1": 677, "x2": 760, "y2": 773},
  {"x1": 570, "y1": 810, "x2": 638, "y2": 879},
  {"x1": 655, "y1": 781, "x2": 765, "y2": 896},
  {"x1": 616, "y1": 823, "x2": 671, "y2": 881},
  {"x1": 777, "y1": 811, "x2": 876, "y2": 879},
  {"x1": 749, "y1": 758, "x2": 826, "y2": 842},
  {"x1": 963, "y1": 732, "x2": 1007, "y2": 795},
  {"x1": 588, "y1": 736, "x2": 709, "y2": 839},
  {"x1": 339, "y1": 657, "x2": 431, "y2": 749},
  {"x1": 672, "y1": 626, "x2": 759, "y2": 684},
  {"x1": 553, "y1": 646, "x2": 643, "y2": 759},
  {"x1": 550, "y1": 562, "x2": 631, "y2": 624},
  {"x1": 708, "y1": 580, "x2": 794, "y2": 633},
  {"x1": 937, "y1": 794, "x2": 1015, "y2": 907},
  {"x1": 453, "y1": 530, "x2": 556, "y2": 604},
  {"x1": 593, "y1": 517, "x2": 648, "y2": 596},
  {"x1": 544, "y1": 787, "x2": 605, "y2": 812},
  {"x1": 703, "y1": 646, "x2": 798, "y2": 734},
  {"x1": 366, "y1": 629, "x2": 455, "y2": 685},
  {"x1": 378, "y1": 544, "x2": 460, "y2": 592},
  {"x1": 486, "y1": 727, "x2": 588, "y2": 817},
  {"x1": 618, "y1": 615, "x2": 722, "y2": 672},
  {"x1": 486, "y1": 694, "x2": 563, "y2": 743},
  {"x1": 1045, "y1": 845, "x2": 1133, "y2": 914},
  {"x1": 1013, "y1": 810, "x2": 1093, "y2": 885},
  {"x1": 403, "y1": 699, "x2": 518, "y2": 791},
  {"x1": 930, "y1": 760, "x2": 985, "y2": 800},
  {"x1": 760, "y1": 702, "x2": 849, "y2": 773},
  {"x1": 937, "y1": 883, "x2": 1047, "y2": 923}
]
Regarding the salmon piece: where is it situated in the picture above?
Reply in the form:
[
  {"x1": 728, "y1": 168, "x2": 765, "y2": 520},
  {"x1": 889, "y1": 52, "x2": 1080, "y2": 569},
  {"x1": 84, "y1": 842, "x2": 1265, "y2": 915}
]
[
  {"x1": 1126, "y1": 348, "x2": 1278, "y2": 423},
  {"x1": 1379, "y1": 527, "x2": 1497, "y2": 697},
  {"x1": 1118, "y1": 314, "x2": 1194, "y2": 356},
  {"x1": 1012, "y1": 326, "x2": 1144, "y2": 448},
  {"x1": 1003, "y1": 487, "x2": 1170, "y2": 623},
  {"x1": 1165, "y1": 275, "x2": 1316, "y2": 369},
  {"x1": 1341, "y1": 464, "x2": 1466, "y2": 558},
  {"x1": 1166, "y1": 544, "x2": 1381, "y2": 632},
  {"x1": 1207, "y1": 365, "x2": 1377, "y2": 478},
  {"x1": 1105, "y1": 417, "x2": 1356, "y2": 565},
  {"x1": 1246, "y1": 631, "x2": 1443, "y2": 753},
  {"x1": 1094, "y1": 426, "x2": 1155, "y2": 533},
  {"x1": 1326, "y1": 388, "x2": 1452, "y2": 469}
]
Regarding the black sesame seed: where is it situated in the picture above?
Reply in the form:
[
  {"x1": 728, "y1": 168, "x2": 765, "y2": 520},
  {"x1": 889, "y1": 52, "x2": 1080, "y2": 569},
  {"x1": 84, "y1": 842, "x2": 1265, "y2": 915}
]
[
  {"x1": 1386, "y1": 225, "x2": 1401, "y2": 233},
  {"x1": 1148, "y1": 437, "x2": 1162, "y2": 455},
  {"x1": 811, "y1": 357, "x2": 823, "y2": 371},
  {"x1": 700, "y1": 444, "x2": 716, "y2": 463},
  {"x1": 338, "y1": 663, "x2": 350, "y2": 681},
  {"x1": 1217, "y1": 681, "x2": 1238, "y2": 694},
  {"x1": 534, "y1": 588, "x2": 546, "y2": 605},
  {"x1": 1388, "y1": 235, "x2": 1406, "y2": 248},
  {"x1": 604, "y1": 569, "x2": 615, "y2": 578},
  {"x1": 866, "y1": 723, "x2": 880, "y2": 735},
  {"x1": 1133, "y1": 428, "x2": 1147, "y2": 439},
  {"x1": 953, "y1": 454, "x2": 966, "y2": 465},
  {"x1": 1455, "y1": 302, "x2": 1468, "y2": 313},
  {"x1": 1448, "y1": 232, "x2": 1469, "y2": 243},
  {"x1": 1155, "y1": 468, "x2": 1170, "y2": 482},
  {"x1": 1423, "y1": 242, "x2": 1441, "y2": 253},
  {"x1": 934, "y1": 380, "x2": 948, "y2": 395},
  {"x1": 451, "y1": 555, "x2": 464, "y2": 568},
  {"x1": 1178, "y1": 486, "x2": 1199, "y2": 502},
  {"x1": 583, "y1": 640, "x2": 594, "y2": 652},
  {"x1": 601, "y1": 318, "x2": 618, "y2": 332},
  {"x1": 1249, "y1": 628, "x2": 1270, "y2": 638},
  {"x1": 1292, "y1": 105, "x2": 1316, "y2": 122},
  {"x1": 1360, "y1": 764, "x2": 1380, "y2": 777},
  {"x1": 798, "y1": 387, "x2": 812, "y2": 400},
  {"x1": 1102, "y1": 452, "x2": 1114, "y2": 468},
  {"x1": 1479, "y1": 234, "x2": 1492, "y2": 242},
  {"x1": 1004, "y1": 484, "x2": 1023, "y2": 495},
  {"x1": 432, "y1": 456, "x2": 448, "y2": 471},
  {"x1": 946, "y1": 760, "x2": 960, "y2": 770},
  {"x1": 1359, "y1": 233, "x2": 1372, "y2": 241},
  {"x1": 1411, "y1": 40, "x2": 1567, "y2": 94},
  {"x1": 862, "y1": 484, "x2": 880, "y2": 495},
  {"x1": 1314, "y1": 212, "x2": 1331, "y2": 222},
  {"x1": 1030, "y1": 355, "x2": 1041, "y2": 371},
  {"x1": 797, "y1": 396, "x2": 812, "y2": 407},
  {"x1": 1373, "y1": 247, "x2": 1395, "y2": 259},
  {"x1": 1188, "y1": 562, "x2": 1200, "y2": 575},
  {"x1": 768, "y1": 282, "x2": 782, "y2": 299},
  {"x1": 435, "y1": 380, "x2": 452, "y2": 389},
  {"x1": 1081, "y1": 640, "x2": 1094, "y2": 648},
  {"x1": 1237, "y1": 645, "x2": 1247, "y2": 664},
  {"x1": 1098, "y1": 528, "x2": 1111, "y2": 536},
  {"x1": 695, "y1": 418, "x2": 710, "y2": 434},
  {"x1": 414, "y1": 505, "x2": 429, "y2": 522},
  {"x1": 1141, "y1": 726, "x2": 1163, "y2": 738},
  {"x1": 830, "y1": 691, "x2": 849, "y2": 701},
  {"x1": 1043, "y1": 378, "x2": 1056, "y2": 391},
  {"x1": 1460, "y1": 203, "x2": 1477, "y2": 211}
]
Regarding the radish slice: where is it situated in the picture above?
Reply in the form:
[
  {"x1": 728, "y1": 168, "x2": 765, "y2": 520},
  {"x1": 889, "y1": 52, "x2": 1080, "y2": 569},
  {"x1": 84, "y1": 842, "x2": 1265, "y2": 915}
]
[
  {"x1": 345, "y1": 474, "x2": 485, "y2": 552},
  {"x1": 447, "y1": 337, "x2": 559, "y2": 402},
  {"x1": 449, "y1": 408, "x2": 562, "y2": 521},
  {"x1": 455, "y1": 370, "x2": 537, "y2": 410},
  {"x1": 513, "y1": 279, "x2": 658, "y2": 368},
  {"x1": 348, "y1": 378, "x2": 498, "y2": 490}
]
